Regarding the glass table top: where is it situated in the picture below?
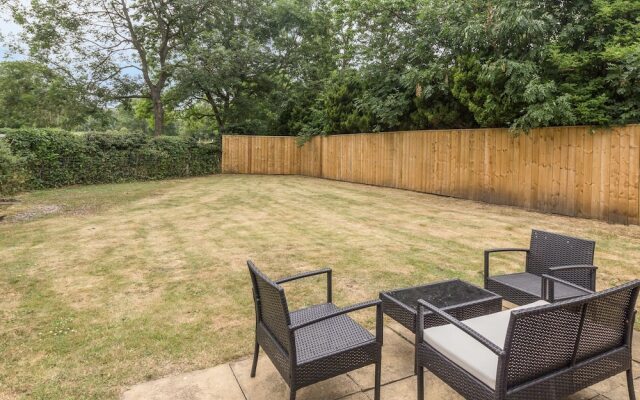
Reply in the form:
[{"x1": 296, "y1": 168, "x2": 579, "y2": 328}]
[{"x1": 386, "y1": 280, "x2": 495, "y2": 311}]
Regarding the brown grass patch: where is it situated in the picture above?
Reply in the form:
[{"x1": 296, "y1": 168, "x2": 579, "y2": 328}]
[{"x1": 0, "y1": 175, "x2": 638, "y2": 399}]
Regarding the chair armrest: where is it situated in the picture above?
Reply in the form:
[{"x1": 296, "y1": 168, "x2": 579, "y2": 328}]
[
  {"x1": 548, "y1": 264, "x2": 597, "y2": 291},
  {"x1": 548, "y1": 265, "x2": 597, "y2": 272},
  {"x1": 275, "y1": 268, "x2": 332, "y2": 284},
  {"x1": 485, "y1": 248, "x2": 530, "y2": 254},
  {"x1": 417, "y1": 299, "x2": 504, "y2": 356},
  {"x1": 289, "y1": 299, "x2": 382, "y2": 333},
  {"x1": 484, "y1": 248, "x2": 530, "y2": 287},
  {"x1": 541, "y1": 274, "x2": 595, "y2": 302},
  {"x1": 275, "y1": 268, "x2": 332, "y2": 302}
]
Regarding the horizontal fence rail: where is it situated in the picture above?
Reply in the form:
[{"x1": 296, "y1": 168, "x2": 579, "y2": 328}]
[{"x1": 222, "y1": 125, "x2": 640, "y2": 225}]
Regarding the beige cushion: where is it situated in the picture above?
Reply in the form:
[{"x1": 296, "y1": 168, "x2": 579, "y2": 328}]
[{"x1": 423, "y1": 300, "x2": 549, "y2": 389}]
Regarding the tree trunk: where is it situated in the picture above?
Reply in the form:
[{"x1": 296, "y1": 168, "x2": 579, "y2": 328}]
[
  {"x1": 203, "y1": 90, "x2": 225, "y2": 135},
  {"x1": 151, "y1": 89, "x2": 164, "y2": 136}
]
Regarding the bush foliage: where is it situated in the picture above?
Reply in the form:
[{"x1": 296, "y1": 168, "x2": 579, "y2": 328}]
[
  {"x1": 0, "y1": 129, "x2": 219, "y2": 194},
  {"x1": 0, "y1": 139, "x2": 27, "y2": 196}
]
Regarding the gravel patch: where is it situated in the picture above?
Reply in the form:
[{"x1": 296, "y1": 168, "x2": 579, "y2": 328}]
[{"x1": 5, "y1": 204, "x2": 62, "y2": 222}]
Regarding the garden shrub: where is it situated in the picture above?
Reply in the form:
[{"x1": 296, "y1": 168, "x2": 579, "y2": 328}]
[
  {"x1": 0, "y1": 128, "x2": 219, "y2": 193},
  {"x1": 0, "y1": 139, "x2": 26, "y2": 196}
]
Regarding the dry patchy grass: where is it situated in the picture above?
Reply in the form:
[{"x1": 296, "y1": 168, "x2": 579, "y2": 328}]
[{"x1": 1, "y1": 175, "x2": 639, "y2": 399}]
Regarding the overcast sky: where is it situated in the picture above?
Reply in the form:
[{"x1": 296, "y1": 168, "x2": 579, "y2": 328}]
[
  {"x1": 1, "y1": 4, "x2": 140, "y2": 80},
  {"x1": 1, "y1": 7, "x2": 26, "y2": 60}
]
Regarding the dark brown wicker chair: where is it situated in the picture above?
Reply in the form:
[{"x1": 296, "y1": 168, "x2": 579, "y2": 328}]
[
  {"x1": 416, "y1": 277, "x2": 639, "y2": 400},
  {"x1": 248, "y1": 260, "x2": 382, "y2": 400},
  {"x1": 485, "y1": 229, "x2": 597, "y2": 305}
]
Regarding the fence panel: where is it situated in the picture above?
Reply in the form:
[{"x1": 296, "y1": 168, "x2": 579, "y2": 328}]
[{"x1": 222, "y1": 125, "x2": 640, "y2": 224}]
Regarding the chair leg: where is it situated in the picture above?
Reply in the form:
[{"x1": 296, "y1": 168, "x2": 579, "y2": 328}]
[
  {"x1": 289, "y1": 389, "x2": 296, "y2": 400},
  {"x1": 250, "y1": 340, "x2": 259, "y2": 378},
  {"x1": 628, "y1": 369, "x2": 636, "y2": 400},
  {"x1": 374, "y1": 359, "x2": 382, "y2": 400},
  {"x1": 417, "y1": 365, "x2": 424, "y2": 400}
]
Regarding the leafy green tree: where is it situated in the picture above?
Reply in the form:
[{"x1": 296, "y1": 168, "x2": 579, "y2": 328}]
[
  {"x1": 172, "y1": 104, "x2": 217, "y2": 139},
  {"x1": 301, "y1": 69, "x2": 414, "y2": 135},
  {"x1": 134, "y1": 98, "x2": 181, "y2": 135},
  {"x1": 0, "y1": 61, "x2": 103, "y2": 129},
  {"x1": 10, "y1": 0, "x2": 209, "y2": 135},
  {"x1": 294, "y1": 0, "x2": 476, "y2": 135},
  {"x1": 269, "y1": 0, "x2": 341, "y2": 135},
  {"x1": 410, "y1": 0, "x2": 572, "y2": 130},
  {"x1": 411, "y1": 0, "x2": 640, "y2": 130},
  {"x1": 548, "y1": 0, "x2": 640, "y2": 126},
  {"x1": 4, "y1": 0, "x2": 639, "y2": 137},
  {"x1": 171, "y1": 0, "x2": 274, "y2": 135}
]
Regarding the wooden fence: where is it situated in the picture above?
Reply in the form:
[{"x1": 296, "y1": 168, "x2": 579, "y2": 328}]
[{"x1": 222, "y1": 125, "x2": 640, "y2": 225}]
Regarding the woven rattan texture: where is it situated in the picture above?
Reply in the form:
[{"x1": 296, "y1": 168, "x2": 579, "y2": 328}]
[
  {"x1": 486, "y1": 230, "x2": 597, "y2": 306},
  {"x1": 294, "y1": 313, "x2": 374, "y2": 364},
  {"x1": 552, "y1": 267, "x2": 595, "y2": 291},
  {"x1": 381, "y1": 284, "x2": 502, "y2": 333},
  {"x1": 507, "y1": 350, "x2": 630, "y2": 399},
  {"x1": 249, "y1": 262, "x2": 292, "y2": 350},
  {"x1": 575, "y1": 288, "x2": 633, "y2": 362},
  {"x1": 487, "y1": 279, "x2": 540, "y2": 306},
  {"x1": 527, "y1": 230, "x2": 595, "y2": 277},
  {"x1": 417, "y1": 280, "x2": 639, "y2": 400},
  {"x1": 506, "y1": 305, "x2": 583, "y2": 387},
  {"x1": 248, "y1": 261, "x2": 382, "y2": 400},
  {"x1": 296, "y1": 342, "x2": 378, "y2": 388},
  {"x1": 256, "y1": 324, "x2": 290, "y2": 382}
]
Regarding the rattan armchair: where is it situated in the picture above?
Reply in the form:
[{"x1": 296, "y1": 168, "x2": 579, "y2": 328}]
[
  {"x1": 485, "y1": 229, "x2": 597, "y2": 305},
  {"x1": 416, "y1": 278, "x2": 639, "y2": 400},
  {"x1": 248, "y1": 260, "x2": 382, "y2": 400}
]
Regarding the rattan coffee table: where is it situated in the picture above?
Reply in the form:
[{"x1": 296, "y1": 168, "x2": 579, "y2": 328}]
[{"x1": 380, "y1": 279, "x2": 502, "y2": 334}]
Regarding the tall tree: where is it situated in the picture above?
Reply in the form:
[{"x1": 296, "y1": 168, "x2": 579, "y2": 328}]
[
  {"x1": 171, "y1": 0, "x2": 274, "y2": 135},
  {"x1": 548, "y1": 0, "x2": 640, "y2": 126},
  {"x1": 0, "y1": 61, "x2": 103, "y2": 129},
  {"x1": 269, "y1": 0, "x2": 340, "y2": 135},
  {"x1": 171, "y1": 0, "x2": 340, "y2": 137},
  {"x1": 10, "y1": 0, "x2": 208, "y2": 135},
  {"x1": 411, "y1": 0, "x2": 640, "y2": 130}
]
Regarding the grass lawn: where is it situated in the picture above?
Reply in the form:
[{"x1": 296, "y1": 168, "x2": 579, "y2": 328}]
[{"x1": 1, "y1": 174, "x2": 639, "y2": 399}]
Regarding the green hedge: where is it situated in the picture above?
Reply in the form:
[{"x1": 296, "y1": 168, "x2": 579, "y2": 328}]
[
  {"x1": 0, "y1": 139, "x2": 27, "y2": 196},
  {"x1": 0, "y1": 128, "x2": 219, "y2": 194}
]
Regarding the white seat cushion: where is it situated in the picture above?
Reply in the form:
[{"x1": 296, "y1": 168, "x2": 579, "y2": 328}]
[{"x1": 423, "y1": 300, "x2": 549, "y2": 389}]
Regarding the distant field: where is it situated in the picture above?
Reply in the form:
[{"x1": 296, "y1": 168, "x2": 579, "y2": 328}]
[{"x1": 1, "y1": 175, "x2": 639, "y2": 399}]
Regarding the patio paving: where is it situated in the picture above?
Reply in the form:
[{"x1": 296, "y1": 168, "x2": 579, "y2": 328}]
[{"x1": 122, "y1": 321, "x2": 640, "y2": 400}]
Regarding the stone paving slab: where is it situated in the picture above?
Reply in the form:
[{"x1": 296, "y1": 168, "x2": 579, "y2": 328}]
[
  {"x1": 587, "y1": 367, "x2": 632, "y2": 395},
  {"x1": 364, "y1": 373, "x2": 465, "y2": 400},
  {"x1": 347, "y1": 327, "x2": 414, "y2": 390},
  {"x1": 566, "y1": 386, "x2": 601, "y2": 400},
  {"x1": 599, "y1": 378, "x2": 638, "y2": 400},
  {"x1": 364, "y1": 375, "x2": 417, "y2": 400},
  {"x1": 231, "y1": 355, "x2": 362, "y2": 400},
  {"x1": 121, "y1": 364, "x2": 245, "y2": 400},
  {"x1": 340, "y1": 393, "x2": 370, "y2": 400},
  {"x1": 385, "y1": 320, "x2": 414, "y2": 344},
  {"x1": 122, "y1": 326, "x2": 640, "y2": 400}
]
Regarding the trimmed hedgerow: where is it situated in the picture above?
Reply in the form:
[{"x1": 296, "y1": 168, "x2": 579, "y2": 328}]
[
  {"x1": 0, "y1": 139, "x2": 27, "y2": 196},
  {"x1": 0, "y1": 128, "x2": 219, "y2": 193}
]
